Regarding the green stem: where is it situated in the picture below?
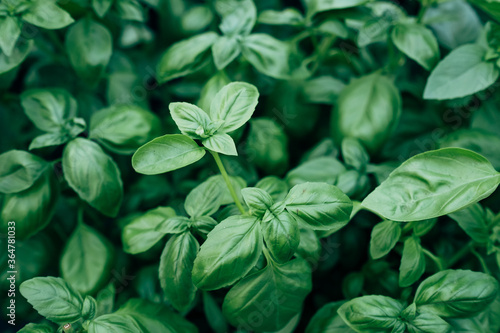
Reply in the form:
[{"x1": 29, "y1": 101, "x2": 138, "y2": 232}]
[
  {"x1": 422, "y1": 248, "x2": 444, "y2": 271},
  {"x1": 209, "y1": 150, "x2": 246, "y2": 214},
  {"x1": 471, "y1": 247, "x2": 491, "y2": 275},
  {"x1": 446, "y1": 241, "x2": 474, "y2": 268},
  {"x1": 416, "y1": 4, "x2": 429, "y2": 24}
]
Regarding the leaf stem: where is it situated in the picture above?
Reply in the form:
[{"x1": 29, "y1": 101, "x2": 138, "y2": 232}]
[
  {"x1": 209, "y1": 150, "x2": 246, "y2": 214},
  {"x1": 471, "y1": 247, "x2": 491, "y2": 275},
  {"x1": 422, "y1": 248, "x2": 444, "y2": 271},
  {"x1": 446, "y1": 241, "x2": 474, "y2": 268},
  {"x1": 416, "y1": 4, "x2": 429, "y2": 24}
]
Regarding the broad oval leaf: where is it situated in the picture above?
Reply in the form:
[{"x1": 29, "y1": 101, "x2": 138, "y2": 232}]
[
  {"x1": 132, "y1": 134, "x2": 206, "y2": 175},
  {"x1": 262, "y1": 210, "x2": 300, "y2": 263},
  {"x1": 448, "y1": 203, "x2": 490, "y2": 244},
  {"x1": 212, "y1": 36, "x2": 241, "y2": 70},
  {"x1": 88, "y1": 313, "x2": 141, "y2": 333},
  {"x1": 391, "y1": 23, "x2": 440, "y2": 70},
  {"x1": 414, "y1": 269, "x2": 499, "y2": 317},
  {"x1": 159, "y1": 232, "x2": 199, "y2": 312},
  {"x1": 242, "y1": 187, "x2": 273, "y2": 217},
  {"x1": 0, "y1": 150, "x2": 48, "y2": 194},
  {"x1": 284, "y1": 182, "x2": 353, "y2": 231},
  {"x1": 63, "y1": 138, "x2": 123, "y2": 217},
  {"x1": 423, "y1": 44, "x2": 499, "y2": 100},
  {"x1": 255, "y1": 176, "x2": 289, "y2": 201},
  {"x1": 222, "y1": 259, "x2": 312, "y2": 332},
  {"x1": 169, "y1": 102, "x2": 212, "y2": 139},
  {"x1": 20, "y1": 277, "x2": 83, "y2": 324},
  {"x1": 369, "y1": 220, "x2": 401, "y2": 260},
  {"x1": 192, "y1": 215, "x2": 262, "y2": 290},
  {"x1": 202, "y1": 133, "x2": 237, "y2": 156},
  {"x1": 305, "y1": 301, "x2": 355, "y2": 333},
  {"x1": 0, "y1": 39, "x2": 32, "y2": 75},
  {"x1": 18, "y1": 323, "x2": 55, "y2": 333},
  {"x1": 22, "y1": 1, "x2": 74, "y2": 29},
  {"x1": 362, "y1": 148, "x2": 500, "y2": 221},
  {"x1": 399, "y1": 236, "x2": 426, "y2": 287}
]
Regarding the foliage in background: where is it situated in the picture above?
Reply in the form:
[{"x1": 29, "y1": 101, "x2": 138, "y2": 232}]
[{"x1": 1, "y1": 0, "x2": 500, "y2": 332}]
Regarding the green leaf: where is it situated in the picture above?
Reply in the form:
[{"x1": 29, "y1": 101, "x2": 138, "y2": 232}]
[
  {"x1": 63, "y1": 138, "x2": 123, "y2": 217},
  {"x1": 198, "y1": 71, "x2": 231, "y2": 111},
  {"x1": 203, "y1": 292, "x2": 229, "y2": 333},
  {"x1": 305, "y1": 301, "x2": 355, "y2": 332},
  {"x1": 241, "y1": 33, "x2": 309, "y2": 80},
  {"x1": 0, "y1": 38, "x2": 32, "y2": 75},
  {"x1": 115, "y1": 0, "x2": 144, "y2": 21},
  {"x1": 191, "y1": 216, "x2": 218, "y2": 236},
  {"x1": 159, "y1": 232, "x2": 199, "y2": 312},
  {"x1": 22, "y1": 0, "x2": 74, "y2": 29},
  {"x1": 406, "y1": 312, "x2": 451, "y2": 333},
  {"x1": 241, "y1": 187, "x2": 273, "y2": 217},
  {"x1": 284, "y1": 182, "x2": 353, "y2": 232},
  {"x1": 423, "y1": 44, "x2": 499, "y2": 100},
  {"x1": 332, "y1": 72, "x2": 401, "y2": 153},
  {"x1": 399, "y1": 236, "x2": 426, "y2": 287},
  {"x1": 20, "y1": 277, "x2": 83, "y2": 324},
  {"x1": 88, "y1": 313, "x2": 142, "y2": 333},
  {"x1": 301, "y1": 76, "x2": 345, "y2": 104},
  {"x1": 414, "y1": 269, "x2": 499, "y2": 317},
  {"x1": 449, "y1": 203, "x2": 490, "y2": 244},
  {"x1": 65, "y1": 17, "x2": 112, "y2": 84},
  {"x1": 222, "y1": 259, "x2": 312, "y2": 332},
  {"x1": 121, "y1": 206, "x2": 176, "y2": 254},
  {"x1": 262, "y1": 210, "x2": 300, "y2": 263},
  {"x1": 337, "y1": 295, "x2": 405, "y2": 332},
  {"x1": 0, "y1": 150, "x2": 48, "y2": 194},
  {"x1": 362, "y1": 148, "x2": 500, "y2": 221},
  {"x1": 93, "y1": 0, "x2": 114, "y2": 17},
  {"x1": 89, "y1": 105, "x2": 161, "y2": 155},
  {"x1": 209, "y1": 82, "x2": 259, "y2": 133},
  {"x1": 156, "y1": 32, "x2": 218, "y2": 83},
  {"x1": 29, "y1": 131, "x2": 73, "y2": 151},
  {"x1": 0, "y1": 16, "x2": 21, "y2": 56},
  {"x1": 306, "y1": 0, "x2": 370, "y2": 17},
  {"x1": 369, "y1": 220, "x2": 401, "y2": 260},
  {"x1": 286, "y1": 157, "x2": 346, "y2": 187},
  {"x1": 61, "y1": 223, "x2": 114, "y2": 295},
  {"x1": 169, "y1": 102, "x2": 213, "y2": 139},
  {"x1": 212, "y1": 36, "x2": 241, "y2": 70},
  {"x1": 18, "y1": 323, "x2": 55, "y2": 333},
  {"x1": 216, "y1": 0, "x2": 256, "y2": 36},
  {"x1": 342, "y1": 138, "x2": 369, "y2": 172},
  {"x1": 258, "y1": 8, "x2": 304, "y2": 26},
  {"x1": 255, "y1": 176, "x2": 289, "y2": 202},
  {"x1": 391, "y1": 23, "x2": 440, "y2": 70},
  {"x1": 192, "y1": 215, "x2": 262, "y2": 290},
  {"x1": 132, "y1": 134, "x2": 206, "y2": 175},
  {"x1": 21, "y1": 88, "x2": 77, "y2": 132},
  {"x1": 202, "y1": 133, "x2": 237, "y2": 156}
]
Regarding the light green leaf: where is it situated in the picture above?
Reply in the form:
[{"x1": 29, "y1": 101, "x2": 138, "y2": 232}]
[
  {"x1": 305, "y1": 301, "x2": 355, "y2": 333},
  {"x1": 132, "y1": 134, "x2": 206, "y2": 175},
  {"x1": 209, "y1": 82, "x2": 259, "y2": 133},
  {"x1": 203, "y1": 292, "x2": 229, "y2": 333},
  {"x1": 20, "y1": 277, "x2": 83, "y2": 324},
  {"x1": 22, "y1": 1, "x2": 74, "y2": 29},
  {"x1": 198, "y1": 71, "x2": 231, "y2": 111},
  {"x1": 286, "y1": 157, "x2": 346, "y2": 187},
  {"x1": 61, "y1": 223, "x2": 114, "y2": 295},
  {"x1": 0, "y1": 16, "x2": 21, "y2": 56},
  {"x1": 0, "y1": 39, "x2": 32, "y2": 75},
  {"x1": 122, "y1": 206, "x2": 176, "y2": 254},
  {"x1": 63, "y1": 138, "x2": 123, "y2": 217},
  {"x1": 391, "y1": 23, "x2": 440, "y2": 70},
  {"x1": 406, "y1": 312, "x2": 451, "y2": 333},
  {"x1": 212, "y1": 36, "x2": 241, "y2": 70},
  {"x1": 241, "y1": 187, "x2": 273, "y2": 217},
  {"x1": 258, "y1": 8, "x2": 304, "y2": 26},
  {"x1": 369, "y1": 220, "x2": 401, "y2": 260},
  {"x1": 415, "y1": 269, "x2": 499, "y2": 317},
  {"x1": 362, "y1": 148, "x2": 500, "y2": 221},
  {"x1": 29, "y1": 132, "x2": 73, "y2": 150},
  {"x1": 449, "y1": 203, "x2": 490, "y2": 244},
  {"x1": 423, "y1": 44, "x2": 499, "y2": 100},
  {"x1": 93, "y1": 0, "x2": 114, "y2": 17},
  {"x1": 18, "y1": 323, "x2": 55, "y2": 333},
  {"x1": 202, "y1": 133, "x2": 237, "y2": 156},
  {"x1": 192, "y1": 215, "x2": 262, "y2": 290},
  {"x1": 88, "y1": 313, "x2": 141, "y2": 333},
  {"x1": 159, "y1": 232, "x2": 199, "y2": 312},
  {"x1": 262, "y1": 210, "x2": 300, "y2": 263},
  {"x1": 90, "y1": 105, "x2": 161, "y2": 155},
  {"x1": 255, "y1": 176, "x2": 289, "y2": 201},
  {"x1": 216, "y1": 0, "x2": 256, "y2": 36},
  {"x1": 284, "y1": 182, "x2": 353, "y2": 231},
  {"x1": 301, "y1": 76, "x2": 345, "y2": 104},
  {"x1": 399, "y1": 236, "x2": 426, "y2": 287},
  {"x1": 222, "y1": 259, "x2": 312, "y2": 332},
  {"x1": 0, "y1": 150, "x2": 48, "y2": 194},
  {"x1": 157, "y1": 32, "x2": 218, "y2": 83},
  {"x1": 342, "y1": 138, "x2": 369, "y2": 172},
  {"x1": 337, "y1": 295, "x2": 405, "y2": 332},
  {"x1": 169, "y1": 102, "x2": 213, "y2": 139},
  {"x1": 306, "y1": 0, "x2": 370, "y2": 17},
  {"x1": 155, "y1": 216, "x2": 189, "y2": 234}
]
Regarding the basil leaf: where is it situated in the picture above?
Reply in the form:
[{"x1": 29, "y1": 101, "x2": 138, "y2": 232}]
[
  {"x1": 21, "y1": 89, "x2": 77, "y2": 132},
  {"x1": 216, "y1": 0, "x2": 256, "y2": 36},
  {"x1": 306, "y1": 301, "x2": 355, "y2": 333},
  {"x1": 255, "y1": 176, "x2": 289, "y2": 202},
  {"x1": 202, "y1": 133, "x2": 237, "y2": 156},
  {"x1": 198, "y1": 71, "x2": 231, "y2": 111},
  {"x1": 337, "y1": 295, "x2": 405, "y2": 332},
  {"x1": 192, "y1": 215, "x2": 262, "y2": 290},
  {"x1": 0, "y1": 16, "x2": 21, "y2": 56},
  {"x1": 391, "y1": 23, "x2": 440, "y2": 70},
  {"x1": 156, "y1": 32, "x2": 218, "y2": 83},
  {"x1": 169, "y1": 102, "x2": 213, "y2": 139},
  {"x1": 332, "y1": 72, "x2": 401, "y2": 153},
  {"x1": 414, "y1": 269, "x2": 499, "y2": 317},
  {"x1": 20, "y1": 277, "x2": 83, "y2": 324},
  {"x1": 209, "y1": 82, "x2": 259, "y2": 133},
  {"x1": 369, "y1": 220, "x2": 401, "y2": 260},
  {"x1": 362, "y1": 148, "x2": 500, "y2": 221},
  {"x1": 341, "y1": 138, "x2": 369, "y2": 172},
  {"x1": 0, "y1": 38, "x2": 32, "y2": 75},
  {"x1": 191, "y1": 216, "x2": 218, "y2": 236},
  {"x1": 258, "y1": 8, "x2": 304, "y2": 26},
  {"x1": 306, "y1": 0, "x2": 370, "y2": 17},
  {"x1": 262, "y1": 210, "x2": 300, "y2": 263},
  {"x1": 301, "y1": 76, "x2": 345, "y2": 104},
  {"x1": 406, "y1": 312, "x2": 451, "y2": 333},
  {"x1": 18, "y1": 323, "x2": 55, "y2": 333},
  {"x1": 65, "y1": 17, "x2": 112, "y2": 84},
  {"x1": 159, "y1": 232, "x2": 199, "y2": 312},
  {"x1": 121, "y1": 206, "x2": 176, "y2": 254},
  {"x1": 63, "y1": 138, "x2": 123, "y2": 217},
  {"x1": 61, "y1": 223, "x2": 114, "y2": 295},
  {"x1": 29, "y1": 131, "x2": 73, "y2": 151},
  {"x1": 203, "y1": 292, "x2": 229, "y2": 333},
  {"x1": 155, "y1": 216, "x2": 189, "y2": 235},
  {"x1": 93, "y1": 0, "x2": 114, "y2": 17},
  {"x1": 241, "y1": 187, "x2": 273, "y2": 217},
  {"x1": 22, "y1": 1, "x2": 74, "y2": 29},
  {"x1": 132, "y1": 134, "x2": 206, "y2": 175},
  {"x1": 241, "y1": 33, "x2": 309, "y2": 80},
  {"x1": 212, "y1": 36, "x2": 241, "y2": 70},
  {"x1": 88, "y1": 313, "x2": 141, "y2": 333},
  {"x1": 399, "y1": 235, "x2": 426, "y2": 287},
  {"x1": 284, "y1": 182, "x2": 353, "y2": 232},
  {"x1": 222, "y1": 259, "x2": 312, "y2": 332},
  {"x1": 449, "y1": 203, "x2": 490, "y2": 244},
  {"x1": 286, "y1": 157, "x2": 346, "y2": 187},
  {"x1": 89, "y1": 105, "x2": 161, "y2": 155},
  {"x1": 0, "y1": 150, "x2": 48, "y2": 194},
  {"x1": 423, "y1": 44, "x2": 499, "y2": 100}
]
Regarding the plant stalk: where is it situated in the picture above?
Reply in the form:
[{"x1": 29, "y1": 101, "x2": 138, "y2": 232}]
[{"x1": 446, "y1": 241, "x2": 474, "y2": 268}]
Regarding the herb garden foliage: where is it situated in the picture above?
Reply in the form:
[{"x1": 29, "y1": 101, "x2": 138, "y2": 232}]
[{"x1": 2, "y1": 0, "x2": 500, "y2": 333}]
